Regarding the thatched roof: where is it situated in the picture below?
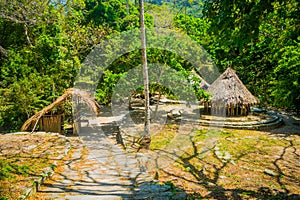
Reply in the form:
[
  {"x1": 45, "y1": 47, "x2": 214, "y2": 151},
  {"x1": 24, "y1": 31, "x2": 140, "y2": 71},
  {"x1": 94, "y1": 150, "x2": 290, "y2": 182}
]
[
  {"x1": 21, "y1": 88, "x2": 100, "y2": 132},
  {"x1": 208, "y1": 68, "x2": 259, "y2": 107}
]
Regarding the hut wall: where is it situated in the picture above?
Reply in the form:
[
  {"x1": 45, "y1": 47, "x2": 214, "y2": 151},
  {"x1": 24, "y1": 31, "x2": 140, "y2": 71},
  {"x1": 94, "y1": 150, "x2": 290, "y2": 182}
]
[
  {"x1": 209, "y1": 104, "x2": 251, "y2": 116},
  {"x1": 73, "y1": 122, "x2": 80, "y2": 135},
  {"x1": 39, "y1": 115, "x2": 64, "y2": 133},
  {"x1": 204, "y1": 101, "x2": 252, "y2": 117}
]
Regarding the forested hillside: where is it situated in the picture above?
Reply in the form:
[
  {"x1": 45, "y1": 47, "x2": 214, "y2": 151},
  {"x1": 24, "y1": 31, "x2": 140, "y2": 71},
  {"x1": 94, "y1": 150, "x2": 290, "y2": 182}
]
[{"x1": 0, "y1": 0, "x2": 299, "y2": 131}]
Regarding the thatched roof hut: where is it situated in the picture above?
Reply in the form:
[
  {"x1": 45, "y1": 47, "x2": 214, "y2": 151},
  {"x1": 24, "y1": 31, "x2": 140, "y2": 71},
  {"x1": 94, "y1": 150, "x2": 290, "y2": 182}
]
[
  {"x1": 21, "y1": 88, "x2": 100, "y2": 134},
  {"x1": 206, "y1": 68, "x2": 259, "y2": 116}
]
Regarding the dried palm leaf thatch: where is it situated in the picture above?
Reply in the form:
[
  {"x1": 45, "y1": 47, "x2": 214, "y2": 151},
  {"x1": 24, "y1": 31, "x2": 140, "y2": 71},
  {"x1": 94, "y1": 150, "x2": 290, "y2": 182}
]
[
  {"x1": 21, "y1": 88, "x2": 100, "y2": 132},
  {"x1": 208, "y1": 68, "x2": 259, "y2": 107}
]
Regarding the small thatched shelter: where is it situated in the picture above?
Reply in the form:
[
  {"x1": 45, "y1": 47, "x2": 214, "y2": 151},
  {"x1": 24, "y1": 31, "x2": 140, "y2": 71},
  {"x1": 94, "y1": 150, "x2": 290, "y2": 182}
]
[
  {"x1": 205, "y1": 68, "x2": 259, "y2": 116},
  {"x1": 21, "y1": 88, "x2": 100, "y2": 134}
]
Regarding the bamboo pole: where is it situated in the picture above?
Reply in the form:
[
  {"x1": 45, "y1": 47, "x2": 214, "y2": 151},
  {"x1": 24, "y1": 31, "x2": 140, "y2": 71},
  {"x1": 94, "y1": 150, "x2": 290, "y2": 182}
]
[{"x1": 31, "y1": 112, "x2": 43, "y2": 133}]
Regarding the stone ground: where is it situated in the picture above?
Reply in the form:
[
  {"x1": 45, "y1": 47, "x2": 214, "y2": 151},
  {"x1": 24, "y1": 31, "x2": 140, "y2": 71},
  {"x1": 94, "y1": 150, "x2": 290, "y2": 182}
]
[
  {"x1": 36, "y1": 124, "x2": 186, "y2": 200},
  {"x1": 271, "y1": 112, "x2": 300, "y2": 134},
  {"x1": 0, "y1": 132, "x2": 68, "y2": 199},
  {"x1": 34, "y1": 106, "x2": 300, "y2": 200}
]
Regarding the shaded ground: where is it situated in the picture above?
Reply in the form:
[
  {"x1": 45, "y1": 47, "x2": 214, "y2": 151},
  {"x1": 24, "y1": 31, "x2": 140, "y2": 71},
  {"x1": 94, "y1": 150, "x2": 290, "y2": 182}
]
[
  {"x1": 1, "y1": 107, "x2": 299, "y2": 200},
  {"x1": 271, "y1": 113, "x2": 300, "y2": 134},
  {"x1": 33, "y1": 126, "x2": 186, "y2": 200},
  {"x1": 144, "y1": 114, "x2": 300, "y2": 199},
  {"x1": 89, "y1": 106, "x2": 300, "y2": 199},
  {"x1": 79, "y1": 105, "x2": 300, "y2": 199},
  {"x1": 0, "y1": 132, "x2": 67, "y2": 199}
]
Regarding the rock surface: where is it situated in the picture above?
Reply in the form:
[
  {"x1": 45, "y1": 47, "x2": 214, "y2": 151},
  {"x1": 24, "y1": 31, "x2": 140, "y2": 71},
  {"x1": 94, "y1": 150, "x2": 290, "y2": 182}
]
[{"x1": 37, "y1": 127, "x2": 186, "y2": 199}]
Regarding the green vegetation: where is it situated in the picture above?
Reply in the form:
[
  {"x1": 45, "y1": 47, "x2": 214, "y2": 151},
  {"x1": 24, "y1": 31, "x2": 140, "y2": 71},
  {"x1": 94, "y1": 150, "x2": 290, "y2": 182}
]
[
  {"x1": 0, "y1": 0, "x2": 299, "y2": 131},
  {"x1": 150, "y1": 125, "x2": 177, "y2": 150},
  {"x1": 0, "y1": 158, "x2": 31, "y2": 180}
]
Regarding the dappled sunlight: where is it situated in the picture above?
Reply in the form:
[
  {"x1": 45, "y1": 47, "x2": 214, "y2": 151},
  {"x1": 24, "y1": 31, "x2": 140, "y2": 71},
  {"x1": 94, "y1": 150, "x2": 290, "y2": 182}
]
[
  {"x1": 0, "y1": 132, "x2": 68, "y2": 199},
  {"x1": 146, "y1": 127, "x2": 300, "y2": 199}
]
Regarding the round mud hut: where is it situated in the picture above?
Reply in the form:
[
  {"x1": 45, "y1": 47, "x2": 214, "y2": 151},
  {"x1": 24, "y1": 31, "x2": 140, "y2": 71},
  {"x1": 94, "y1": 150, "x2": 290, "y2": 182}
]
[
  {"x1": 21, "y1": 88, "x2": 100, "y2": 134},
  {"x1": 205, "y1": 68, "x2": 259, "y2": 116}
]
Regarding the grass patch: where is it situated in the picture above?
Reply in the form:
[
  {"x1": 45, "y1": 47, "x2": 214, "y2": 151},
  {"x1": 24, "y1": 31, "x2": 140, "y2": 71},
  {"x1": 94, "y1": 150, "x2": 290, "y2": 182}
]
[
  {"x1": 150, "y1": 125, "x2": 177, "y2": 150},
  {"x1": 154, "y1": 127, "x2": 300, "y2": 199},
  {"x1": 0, "y1": 159, "x2": 31, "y2": 180}
]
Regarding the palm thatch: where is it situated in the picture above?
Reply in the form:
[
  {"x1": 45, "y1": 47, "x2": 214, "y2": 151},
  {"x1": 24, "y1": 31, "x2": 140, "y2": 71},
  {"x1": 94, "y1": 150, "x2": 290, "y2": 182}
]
[
  {"x1": 207, "y1": 68, "x2": 259, "y2": 116},
  {"x1": 21, "y1": 88, "x2": 100, "y2": 132}
]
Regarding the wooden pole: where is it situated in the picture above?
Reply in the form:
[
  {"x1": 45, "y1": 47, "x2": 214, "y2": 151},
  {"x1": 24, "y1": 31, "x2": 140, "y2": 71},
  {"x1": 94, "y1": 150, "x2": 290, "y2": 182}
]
[
  {"x1": 139, "y1": 0, "x2": 151, "y2": 149},
  {"x1": 227, "y1": 106, "x2": 230, "y2": 117}
]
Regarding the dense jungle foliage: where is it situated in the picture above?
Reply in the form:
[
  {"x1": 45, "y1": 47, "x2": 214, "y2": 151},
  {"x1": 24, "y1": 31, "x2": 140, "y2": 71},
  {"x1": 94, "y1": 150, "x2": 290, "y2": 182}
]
[{"x1": 0, "y1": 0, "x2": 299, "y2": 130}]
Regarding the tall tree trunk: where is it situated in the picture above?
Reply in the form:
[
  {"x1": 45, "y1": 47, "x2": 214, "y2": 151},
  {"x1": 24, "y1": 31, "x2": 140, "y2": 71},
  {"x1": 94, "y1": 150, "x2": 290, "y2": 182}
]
[
  {"x1": 139, "y1": 0, "x2": 151, "y2": 149},
  {"x1": 152, "y1": 69, "x2": 163, "y2": 121},
  {"x1": 126, "y1": 0, "x2": 129, "y2": 16}
]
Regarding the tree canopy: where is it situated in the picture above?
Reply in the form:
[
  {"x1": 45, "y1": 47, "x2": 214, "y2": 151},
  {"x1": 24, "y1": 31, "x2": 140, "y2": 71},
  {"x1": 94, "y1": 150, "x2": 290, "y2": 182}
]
[{"x1": 0, "y1": 0, "x2": 299, "y2": 131}]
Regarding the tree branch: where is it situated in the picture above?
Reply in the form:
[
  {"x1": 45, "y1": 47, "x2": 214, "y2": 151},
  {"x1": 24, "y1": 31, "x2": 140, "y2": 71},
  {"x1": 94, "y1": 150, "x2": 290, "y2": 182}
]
[
  {"x1": 0, "y1": 13, "x2": 26, "y2": 24},
  {"x1": 24, "y1": 24, "x2": 32, "y2": 46},
  {"x1": 0, "y1": 45, "x2": 8, "y2": 57}
]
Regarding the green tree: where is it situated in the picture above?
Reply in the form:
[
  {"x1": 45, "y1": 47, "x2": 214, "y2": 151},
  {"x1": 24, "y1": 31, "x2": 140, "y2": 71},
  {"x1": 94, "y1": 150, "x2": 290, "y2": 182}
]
[
  {"x1": 200, "y1": 0, "x2": 300, "y2": 110},
  {"x1": 0, "y1": 0, "x2": 108, "y2": 130},
  {"x1": 271, "y1": 40, "x2": 300, "y2": 109}
]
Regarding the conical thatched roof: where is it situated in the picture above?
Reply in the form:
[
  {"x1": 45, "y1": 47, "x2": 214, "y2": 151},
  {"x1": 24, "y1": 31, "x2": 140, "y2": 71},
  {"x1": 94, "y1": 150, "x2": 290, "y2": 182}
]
[
  {"x1": 208, "y1": 68, "x2": 259, "y2": 107},
  {"x1": 21, "y1": 88, "x2": 100, "y2": 132}
]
